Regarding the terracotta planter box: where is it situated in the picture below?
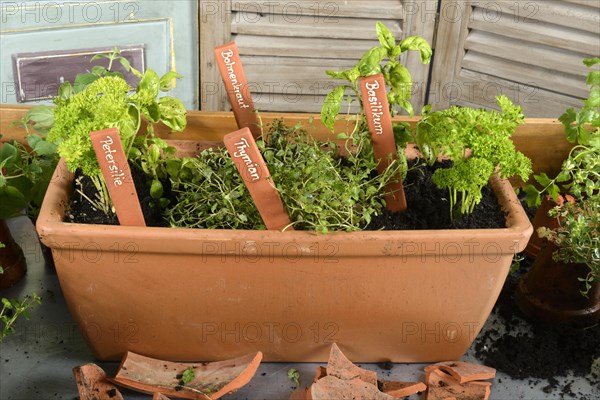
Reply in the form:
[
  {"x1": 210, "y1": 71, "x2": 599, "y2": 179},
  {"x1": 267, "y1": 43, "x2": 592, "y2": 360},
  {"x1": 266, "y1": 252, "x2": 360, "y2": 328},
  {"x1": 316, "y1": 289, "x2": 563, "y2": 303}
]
[{"x1": 30, "y1": 111, "x2": 558, "y2": 363}]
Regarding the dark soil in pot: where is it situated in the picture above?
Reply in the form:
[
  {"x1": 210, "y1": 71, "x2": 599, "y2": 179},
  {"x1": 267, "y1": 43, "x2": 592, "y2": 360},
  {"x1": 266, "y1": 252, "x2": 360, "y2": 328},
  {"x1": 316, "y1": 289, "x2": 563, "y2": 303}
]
[
  {"x1": 66, "y1": 164, "x2": 167, "y2": 227},
  {"x1": 368, "y1": 159, "x2": 506, "y2": 230},
  {"x1": 474, "y1": 257, "x2": 600, "y2": 395},
  {"x1": 66, "y1": 158, "x2": 508, "y2": 230}
]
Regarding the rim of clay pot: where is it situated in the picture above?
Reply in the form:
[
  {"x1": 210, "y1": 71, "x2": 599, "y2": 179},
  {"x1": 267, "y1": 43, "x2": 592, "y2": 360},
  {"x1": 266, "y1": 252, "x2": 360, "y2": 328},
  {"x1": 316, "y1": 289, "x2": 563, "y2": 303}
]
[{"x1": 36, "y1": 157, "x2": 533, "y2": 256}]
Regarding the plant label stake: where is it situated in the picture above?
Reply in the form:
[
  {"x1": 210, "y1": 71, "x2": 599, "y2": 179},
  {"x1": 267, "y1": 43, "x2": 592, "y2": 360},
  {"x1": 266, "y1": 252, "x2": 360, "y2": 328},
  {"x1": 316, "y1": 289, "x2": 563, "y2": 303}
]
[
  {"x1": 214, "y1": 42, "x2": 261, "y2": 138},
  {"x1": 359, "y1": 74, "x2": 407, "y2": 212},
  {"x1": 224, "y1": 128, "x2": 293, "y2": 231},
  {"x1": 90, "y1": 128, "x2": 145, "y2": 226}
]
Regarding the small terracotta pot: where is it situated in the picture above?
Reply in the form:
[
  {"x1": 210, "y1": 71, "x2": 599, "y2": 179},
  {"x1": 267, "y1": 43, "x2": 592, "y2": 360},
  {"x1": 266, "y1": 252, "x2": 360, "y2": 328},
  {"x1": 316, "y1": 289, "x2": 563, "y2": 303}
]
[
  {"x1": 516, "y1": 242, "x2": 600, "y2": 327},
  {"x1": 0, "y1": 219, "x2": 27, "y2": 290},
  {"x1": 523, "y1": 196, "x2": 560, "y2": 258}
]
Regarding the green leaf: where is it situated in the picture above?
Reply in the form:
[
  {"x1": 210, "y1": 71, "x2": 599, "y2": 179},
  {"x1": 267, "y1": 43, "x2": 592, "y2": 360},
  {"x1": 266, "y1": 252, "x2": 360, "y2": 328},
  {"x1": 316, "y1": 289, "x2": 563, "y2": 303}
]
[
  {"x1": 33, "y1": 140, "x2": 57, "y2": 156},
  {"x1": 399, "y1": 36, "x2": 432, "y2": 64},
  {"x1": 74, "y1": 73, "x2": 99, "y2": 93},
  {"x1": 587, "y1": 71, "x2": 600, "y2": 86},
  {"x1": 136, "y1": 68, "x2": 160, "y2": 102},
  {"x1": 159, "y1": 71, "x2": 183, "y2": 92},
  {"x1": 583, "y1": 57, "x2": 600, "y2": 67},
  {"x1": 118, "y1": 57, "x2": 132, "y2": 71},
  {"x1": 287, "y1": 368, "x2": 300, "y2": 387},
  {"x1": 321, "y1": 85, "x2": 346, "y2": 131},
  {"x1": 57, "y1": 82, "x2": 74, "y2": 99},
  {"x1": 0, "y1": 143, "x2": 18, "y2": 168},
  {"x1": 533, "y1": 172, "x2": 551, "y2": 188},
  {"x1": 1, "y1": 298, "x2": 12, "y2": 309},
  {"x1": 586, "y1": 86, "x2": 600, "y2": 108},
  {"x1": 326, "y1": 68, "x2": 359, "y2": 83},
  {"x1": 91, "y1": 65, "x2": 107, "y2": 77},
  {"x1": 524, "y1": 185, "x2": 541, "y2": 207},
  {"x1": 559, "y1": 108, "x2": 579, "y2": 143},
  {"x1": 393, "y1": 123, "x2": 413, "y2": 146},
  {"x1": 376, "y1": 21, "x2": 396, "y2": 52},
  {"x1": 181, "y1": 367, "x2": 195, "y2": 384},
  {"x1": 0, "y1": 186, "x2": 28, "y2": 219},
  {"x1": 150, "y1": 179, "x2": 163, "y2": 199},
  {"x1": 26, "y1": 106, "x2": 54, "y2": 134},
  {"x1": 357, "y1": 47, "x2": 386, "y2": 77},
  {"x1": 157, "y1": 97, "x2": 187, "y2": 131}
]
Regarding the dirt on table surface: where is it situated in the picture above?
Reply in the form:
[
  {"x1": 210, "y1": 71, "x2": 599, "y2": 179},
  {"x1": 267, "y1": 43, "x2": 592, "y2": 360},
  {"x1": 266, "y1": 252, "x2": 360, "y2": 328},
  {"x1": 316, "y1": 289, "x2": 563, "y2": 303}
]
[{"x1": 474, "y1": 256, "x2": 600, "y2": 398}]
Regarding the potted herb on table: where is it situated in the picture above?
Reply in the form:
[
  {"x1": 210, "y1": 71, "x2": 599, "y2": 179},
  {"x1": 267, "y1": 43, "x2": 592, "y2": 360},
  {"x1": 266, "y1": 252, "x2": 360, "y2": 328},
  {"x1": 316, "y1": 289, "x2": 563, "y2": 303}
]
[
  {"x1": 32, "y1": 24, "x2": 533, "y2": 363},
  {"x1": 1, "y1": 109, "x2": 59, "y2": 268},
  {"x1": 517, "y1": 58, "x2": 600, "y2": 326}
]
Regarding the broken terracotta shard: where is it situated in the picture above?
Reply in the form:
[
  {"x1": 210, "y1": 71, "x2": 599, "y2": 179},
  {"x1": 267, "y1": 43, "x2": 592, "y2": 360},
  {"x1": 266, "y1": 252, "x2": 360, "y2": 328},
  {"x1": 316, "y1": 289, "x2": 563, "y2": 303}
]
[
  {"x1": 73, "y1": 363, "x2": 124, "y2": 400},
  {"x1": 113, "y1": 351, "x2": 262, "y2": 400},
  {"x1": 379, "y1": 379, "x2": 427, "y2": 398},
  {"x1": 427, "y1": 361, "x2": 496, "y2": 384},
  {"x1": 311, "y1": 376, "x2": 396, "y2": 400},
  {"x1": 313, "y1": 366, "x2": 327, "y2": 383},
  {"x1": 326, "y1": 343, "x2": 378, "y2": 386},
  {"x1": 153, "y1": 393, "x2": 171, "y2": 400},
  {"x1": 426, "y1": 368, "x2": 491, "y2": 400}
]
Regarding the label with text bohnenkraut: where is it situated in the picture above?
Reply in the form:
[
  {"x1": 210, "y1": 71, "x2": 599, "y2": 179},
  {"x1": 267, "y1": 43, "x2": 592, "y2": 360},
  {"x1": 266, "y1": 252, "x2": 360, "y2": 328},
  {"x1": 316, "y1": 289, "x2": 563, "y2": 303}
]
[
  {"x1": 90, "y1": 128, "x2": 145, "y2": 226},
  {"x1": 214, "y1": 42, "x2": 261, "y2": 138},
  {"x1": 224, "y1": 128, "x2": 292, "y2": 231},
  {"x1": 359, "y1": 74, "x2": 407, "y2": 212}
]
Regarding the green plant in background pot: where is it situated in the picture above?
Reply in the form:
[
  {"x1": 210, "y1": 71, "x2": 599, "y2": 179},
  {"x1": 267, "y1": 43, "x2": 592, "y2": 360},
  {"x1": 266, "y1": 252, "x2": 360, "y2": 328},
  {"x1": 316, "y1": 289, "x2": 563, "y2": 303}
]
[
  {"x1": 516, "y1": 57, "x2": 600, "y2": 326},
  {"x1": 538, "y1": 197, "x2": 600, "y2": 296},
  {"x1": 0, "y1": 109, "x2": 58, "y2": 220}
]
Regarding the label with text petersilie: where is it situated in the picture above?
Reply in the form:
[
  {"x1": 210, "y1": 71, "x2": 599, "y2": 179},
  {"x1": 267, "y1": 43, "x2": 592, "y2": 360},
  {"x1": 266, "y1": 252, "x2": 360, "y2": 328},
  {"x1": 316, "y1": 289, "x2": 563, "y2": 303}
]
[
  {"x1": 214, "y1": 42, "x2": 261, "y2": 138},
  {"x1": 224, "y1": 128, "x2": 292, "y2": 231},
  {"x1": 90, "y1": 128, "x2": 146, "y2": 226},
  {"x1": 359, "y1": 74, "x2": 407, "y2": 212}
]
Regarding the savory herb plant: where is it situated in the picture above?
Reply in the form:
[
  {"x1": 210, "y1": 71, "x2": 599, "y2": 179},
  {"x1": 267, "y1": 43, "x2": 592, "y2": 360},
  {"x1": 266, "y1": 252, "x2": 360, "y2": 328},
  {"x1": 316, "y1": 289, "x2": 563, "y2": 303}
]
[
  {"x1": 525, "y1": 57, "x2": 600, "y2": 207},
  {"x1": 167, "y1": 119, "x2": 402, "y2": 233},
  {"x1": 538, "y1": 196, "x2": 600, "y2": 296},
  {"x1": 415, "y1": 95, "x2": 532, "y2": 217}
]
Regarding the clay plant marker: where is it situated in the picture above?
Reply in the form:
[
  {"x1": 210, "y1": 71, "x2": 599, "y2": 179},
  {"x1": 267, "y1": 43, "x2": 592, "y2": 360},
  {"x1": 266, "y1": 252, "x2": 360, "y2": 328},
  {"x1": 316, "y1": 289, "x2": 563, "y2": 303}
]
[
  {"x1": 90, "y1": 128, "x2": 145, "y2": 227},
  {"x1": 224, "y1": 128, "x2": 293, "y2": 231},
  {"x1": 214, "y1": 42, "x2": 261, "y2": 138},
  {"x1": 359, "y1": 73, "x2": 407, "y2": 212}
]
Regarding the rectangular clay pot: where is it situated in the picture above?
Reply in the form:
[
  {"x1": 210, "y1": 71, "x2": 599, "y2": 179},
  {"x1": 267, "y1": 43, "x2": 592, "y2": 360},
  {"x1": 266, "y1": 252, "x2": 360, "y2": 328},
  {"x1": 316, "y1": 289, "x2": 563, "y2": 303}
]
[{"x1": 35, "y1": 112, "x2": 534, "y2": 362}]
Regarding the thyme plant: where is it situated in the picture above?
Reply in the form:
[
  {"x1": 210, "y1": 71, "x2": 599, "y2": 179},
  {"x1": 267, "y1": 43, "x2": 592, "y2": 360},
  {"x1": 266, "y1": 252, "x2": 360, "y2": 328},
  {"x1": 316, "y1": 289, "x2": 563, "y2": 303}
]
[{"x1": 167, "y1": 119, "x2": 402, "y2": 233}]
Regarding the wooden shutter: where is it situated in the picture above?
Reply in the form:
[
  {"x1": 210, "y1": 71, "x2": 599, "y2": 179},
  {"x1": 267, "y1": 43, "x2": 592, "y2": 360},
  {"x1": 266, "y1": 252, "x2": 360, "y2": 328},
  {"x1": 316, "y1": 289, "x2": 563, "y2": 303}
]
[
  {"x1": 200, "y1": 0, "x2": 436, "y2": 113},
  {"x1": 429, "y1": 0, "x2": 600, "y2": 116}
]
